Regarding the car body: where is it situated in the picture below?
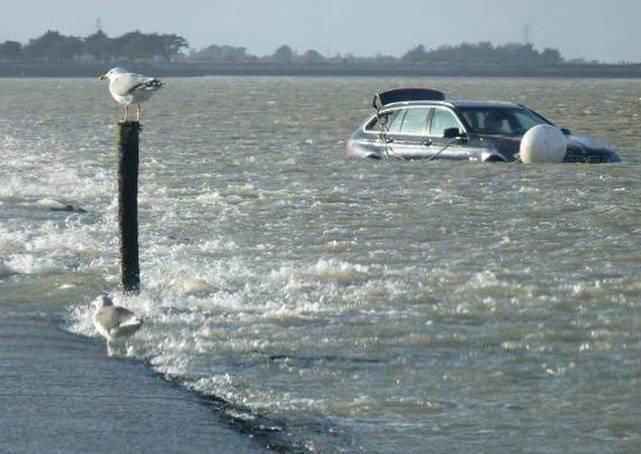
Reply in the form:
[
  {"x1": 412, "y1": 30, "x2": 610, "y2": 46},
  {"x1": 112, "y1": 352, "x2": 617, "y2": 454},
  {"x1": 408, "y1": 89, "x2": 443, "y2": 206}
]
[{"x1": 346, "y1": 89, "x2": 621, "y2": 163}]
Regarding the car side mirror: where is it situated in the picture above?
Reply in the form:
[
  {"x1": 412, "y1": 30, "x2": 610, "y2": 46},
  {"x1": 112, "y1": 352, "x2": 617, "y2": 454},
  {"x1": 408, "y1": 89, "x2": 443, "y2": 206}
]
[
  {"x1": 443, "y1": 127, "x2": 465, "y2": 140},
  {"x1": 561, "y1": 128, "x2": 572, "y2": 136}
]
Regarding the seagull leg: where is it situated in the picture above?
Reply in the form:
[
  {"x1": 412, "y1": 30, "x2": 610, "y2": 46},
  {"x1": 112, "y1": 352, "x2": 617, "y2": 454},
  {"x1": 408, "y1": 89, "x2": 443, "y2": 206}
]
[
  {"x1": 136, "y1": 104, "x2": 141, "y2": 122},
  {"x1": 107, "y1": 341, "x2": 113, "y2": 357}
]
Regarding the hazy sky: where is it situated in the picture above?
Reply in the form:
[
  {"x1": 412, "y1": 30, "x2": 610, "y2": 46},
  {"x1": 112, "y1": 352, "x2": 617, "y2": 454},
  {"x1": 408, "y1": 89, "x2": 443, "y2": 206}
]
[{"x1": 2, "y1": 0, "x2": 639, "y2": 62}]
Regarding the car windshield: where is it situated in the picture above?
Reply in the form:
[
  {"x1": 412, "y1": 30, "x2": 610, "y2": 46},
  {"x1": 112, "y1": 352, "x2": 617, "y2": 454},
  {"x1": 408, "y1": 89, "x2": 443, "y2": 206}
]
[{"x1": 458, "y1": 107, "x2": 550, "y2": 136}]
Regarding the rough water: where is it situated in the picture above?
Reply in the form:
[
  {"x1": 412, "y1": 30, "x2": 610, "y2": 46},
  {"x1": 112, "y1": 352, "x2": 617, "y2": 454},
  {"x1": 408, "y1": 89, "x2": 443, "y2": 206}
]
[{"x1": 1, "y1": 77, "x2": 641, "y2": 453}]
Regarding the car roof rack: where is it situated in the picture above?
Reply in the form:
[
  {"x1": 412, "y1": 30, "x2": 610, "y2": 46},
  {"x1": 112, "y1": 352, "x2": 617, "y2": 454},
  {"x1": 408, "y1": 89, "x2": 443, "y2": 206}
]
[{"x1": 373, "y1": 88, "x2": 446, "y2": 110}]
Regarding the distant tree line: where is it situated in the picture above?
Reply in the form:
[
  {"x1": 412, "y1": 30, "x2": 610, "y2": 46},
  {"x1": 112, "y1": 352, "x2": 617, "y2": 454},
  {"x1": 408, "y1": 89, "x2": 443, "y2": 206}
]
[
  {"x1": 0, "y1": 30, "x2": 188, "y2": 62},
  {"x1": 401, "y1": 42, "x2": 563, "y2": 65},
  {"x1": 188, "y1": 44, "x2": 329, "y2": 64},
  {"x1": 182, "y1": 42, "x2": 568, "y2": 67},
  {"x1": 189, "y1": 42, "x2": 567, "y2": 66},
  {"x1": 0, "y1": 30, "x2": 569, "y2": 67}
]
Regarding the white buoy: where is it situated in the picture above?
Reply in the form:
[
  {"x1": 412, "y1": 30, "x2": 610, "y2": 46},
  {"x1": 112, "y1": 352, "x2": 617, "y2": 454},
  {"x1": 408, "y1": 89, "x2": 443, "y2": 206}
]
[{"x1": 519, "y1": 125, "x2": 568, "y2": 163}]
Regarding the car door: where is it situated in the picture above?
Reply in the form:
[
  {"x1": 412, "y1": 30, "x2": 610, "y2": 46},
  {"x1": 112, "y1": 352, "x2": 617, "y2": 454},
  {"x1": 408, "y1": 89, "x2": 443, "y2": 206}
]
[
  {"x1": 386, "y1": 107, "x2": 431, "y2": 159},
  {"x1": 426, "y1": 107, "x2": 472, "y2": 160}
]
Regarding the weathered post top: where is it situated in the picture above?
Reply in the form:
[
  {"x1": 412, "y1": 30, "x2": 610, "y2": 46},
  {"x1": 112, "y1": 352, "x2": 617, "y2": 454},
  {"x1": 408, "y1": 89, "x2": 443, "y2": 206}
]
[{"x1": 117, "y1": 121, "x2": 141, "y2": 294}]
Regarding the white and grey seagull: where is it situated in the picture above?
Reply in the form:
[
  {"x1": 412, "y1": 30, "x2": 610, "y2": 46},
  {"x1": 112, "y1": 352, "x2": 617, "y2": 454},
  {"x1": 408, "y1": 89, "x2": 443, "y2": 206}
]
[
  {"x1": 93, "y1": 295, "x2": 143, "y2": 356},
  {"x1": 99, "y1": 67, "x2": 163, "y2": 122}
]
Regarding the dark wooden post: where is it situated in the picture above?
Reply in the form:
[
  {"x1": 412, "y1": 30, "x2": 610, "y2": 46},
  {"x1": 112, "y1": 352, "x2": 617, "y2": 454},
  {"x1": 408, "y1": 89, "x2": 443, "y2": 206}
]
[{"x1": 117, "y1": 121, "x2": 141, "y2": 294}]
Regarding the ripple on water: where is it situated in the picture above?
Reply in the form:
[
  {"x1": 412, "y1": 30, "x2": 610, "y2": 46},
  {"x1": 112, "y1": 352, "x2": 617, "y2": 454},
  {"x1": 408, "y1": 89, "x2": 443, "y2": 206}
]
[{"x1": 2, "y1": 77, "x2": 640, "y2": 453}]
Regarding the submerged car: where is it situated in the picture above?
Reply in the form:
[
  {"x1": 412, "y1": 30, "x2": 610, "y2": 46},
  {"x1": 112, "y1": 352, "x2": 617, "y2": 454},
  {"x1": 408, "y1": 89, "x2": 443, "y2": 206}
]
[{"x1": 346, "y1": 88, "x2": 621, "y2": 163}]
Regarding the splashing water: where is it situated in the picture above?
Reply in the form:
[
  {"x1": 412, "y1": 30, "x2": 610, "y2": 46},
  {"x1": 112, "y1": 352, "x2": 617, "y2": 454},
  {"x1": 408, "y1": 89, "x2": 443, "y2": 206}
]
[{"x1": 2, "y1": 77, "x2": 641, "y2": 453}]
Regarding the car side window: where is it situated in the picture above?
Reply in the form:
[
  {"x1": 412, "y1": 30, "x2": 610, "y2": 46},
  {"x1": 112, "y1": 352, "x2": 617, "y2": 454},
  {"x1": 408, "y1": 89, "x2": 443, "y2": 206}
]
[
  {"x1": 399, "y1": 108, "x2": 429, "y2": 135},
  {"x1": 429, "y1": 108, "x2": 460, "y2": 138}
]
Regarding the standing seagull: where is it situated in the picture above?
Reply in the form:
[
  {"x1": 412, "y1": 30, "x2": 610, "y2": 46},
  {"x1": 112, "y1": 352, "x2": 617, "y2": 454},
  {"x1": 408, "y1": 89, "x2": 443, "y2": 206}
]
[
  {"x1": 99, "y1": 67, "x2": 163, "y2": 122},
  {"x1": 93, "y1": 295, "x2": 143, "y2": 356}
]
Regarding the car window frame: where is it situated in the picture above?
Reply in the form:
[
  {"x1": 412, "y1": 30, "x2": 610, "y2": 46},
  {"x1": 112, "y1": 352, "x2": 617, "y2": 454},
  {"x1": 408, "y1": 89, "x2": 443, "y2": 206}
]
[{"x1": 363, "y1": 106, "x2": 431, "y2": 137}]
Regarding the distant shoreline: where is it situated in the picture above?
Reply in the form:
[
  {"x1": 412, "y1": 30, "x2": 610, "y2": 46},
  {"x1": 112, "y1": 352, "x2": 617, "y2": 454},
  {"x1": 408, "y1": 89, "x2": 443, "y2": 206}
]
[{"x1": 2, "y1": 61, "x2": 641, "y2": 78}]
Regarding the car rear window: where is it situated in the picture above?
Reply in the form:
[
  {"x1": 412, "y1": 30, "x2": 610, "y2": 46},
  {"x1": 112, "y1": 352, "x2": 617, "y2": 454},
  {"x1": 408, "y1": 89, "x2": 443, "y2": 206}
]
[
  {"x1": 365, "y1": 107, "x2": 431, "y2": 136},
  {"x1": 365, "y1": 109, "x2": 403, "y2": 133}
]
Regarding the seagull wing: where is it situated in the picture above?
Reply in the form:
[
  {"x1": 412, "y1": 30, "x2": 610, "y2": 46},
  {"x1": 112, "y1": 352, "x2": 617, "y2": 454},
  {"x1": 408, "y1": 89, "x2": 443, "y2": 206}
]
[
  {"x1": 94, "y1": 306, "x2": 120, "y2": 331},
  {"x1": 125, "y1": 75, "x2": 163, "y2": 95},
  {"x1": 134, "y1": 77, "x2": 163, "y2": 93},
  {"x1": 110, "y1": 73, "x2": 162, "y2": 97},
  {"x1": 109, "y1": 307, "x2": 143, "y2": 337},
  {"x1": 109, "y1": 73, "x2": 142, "y2": 97}
]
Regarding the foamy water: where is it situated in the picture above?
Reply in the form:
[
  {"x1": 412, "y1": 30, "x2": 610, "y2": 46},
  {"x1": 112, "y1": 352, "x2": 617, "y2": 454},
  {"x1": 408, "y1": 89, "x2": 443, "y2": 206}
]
[{"x1": 2, "y1": 77, "x2": 641, "y2": 453}]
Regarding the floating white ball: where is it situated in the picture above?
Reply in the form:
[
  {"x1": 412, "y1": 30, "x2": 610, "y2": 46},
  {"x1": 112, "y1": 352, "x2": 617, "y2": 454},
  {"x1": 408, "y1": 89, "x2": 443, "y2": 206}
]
[{"x1": 519, "y1": 125, "x2": 568, "y2": 163}]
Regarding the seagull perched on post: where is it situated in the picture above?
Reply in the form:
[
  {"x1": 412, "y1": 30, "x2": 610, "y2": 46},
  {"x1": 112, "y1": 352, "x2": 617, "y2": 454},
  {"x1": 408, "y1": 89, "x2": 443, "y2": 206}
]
[
  {"x1": 99, "y1": 67, "x2": 163, "y2": 122},
  {"x1": 93, "y1": 294, "x2": 143, "y2": 356}
]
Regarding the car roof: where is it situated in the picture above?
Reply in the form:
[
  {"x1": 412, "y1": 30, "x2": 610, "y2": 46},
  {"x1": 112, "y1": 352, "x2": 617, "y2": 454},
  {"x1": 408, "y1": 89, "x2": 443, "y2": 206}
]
[{"x1": 382, "y1": 100, "x2": 524, "y2": 110}]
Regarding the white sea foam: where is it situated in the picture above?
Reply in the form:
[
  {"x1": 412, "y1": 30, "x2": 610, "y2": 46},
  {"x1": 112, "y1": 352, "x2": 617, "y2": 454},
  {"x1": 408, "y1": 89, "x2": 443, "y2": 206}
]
[
  {"x1": 34, "y1": 77, "x2": 641, "y2": 453},
  {"x1": 0, "y1": 226, "x2": 28, "y2": 255},
  {"x1": 5, "y1": 254, "x2": 59, "y2": 275}
]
